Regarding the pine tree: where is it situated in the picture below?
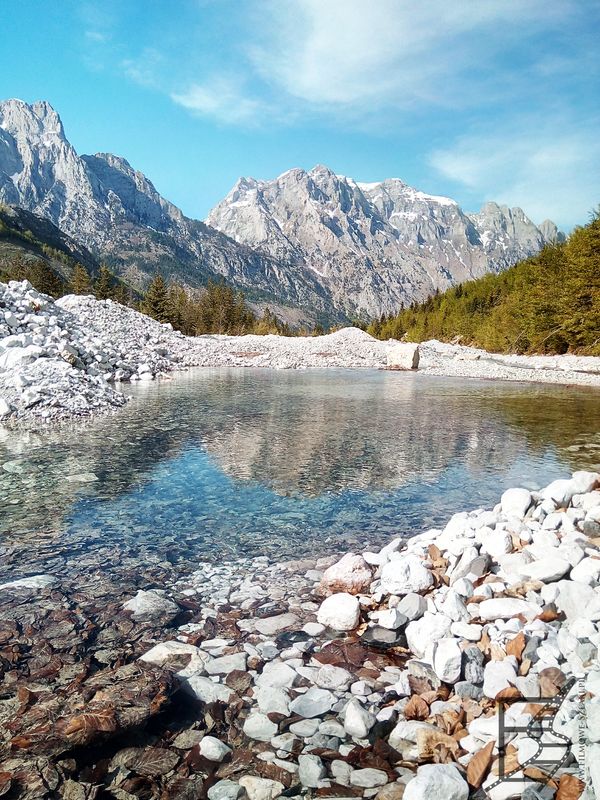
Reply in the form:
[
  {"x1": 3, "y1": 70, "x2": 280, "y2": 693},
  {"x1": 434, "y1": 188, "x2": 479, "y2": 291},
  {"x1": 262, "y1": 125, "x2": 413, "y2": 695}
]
[
  {"x1": 70, "y1": 263, "x2": 92, "y2": 295},
  {"x1": 112, "y1": 282, "x2": 131, "y2": 307},
  {"x1": 142, "y1": 274, "x2": 169, "y2": 322},
  {"x1": 94, "y1": 264, "x2": 115, "y2": 300}
]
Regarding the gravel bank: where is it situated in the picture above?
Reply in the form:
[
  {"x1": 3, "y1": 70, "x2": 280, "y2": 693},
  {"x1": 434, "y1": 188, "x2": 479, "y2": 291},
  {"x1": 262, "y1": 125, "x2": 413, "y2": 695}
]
[
  {"x1": 1, "y1": 281, "x2": 599, "y2": 424},
  {"x1": 2, "y1": 471, "x2": 599, "y2": 798}
]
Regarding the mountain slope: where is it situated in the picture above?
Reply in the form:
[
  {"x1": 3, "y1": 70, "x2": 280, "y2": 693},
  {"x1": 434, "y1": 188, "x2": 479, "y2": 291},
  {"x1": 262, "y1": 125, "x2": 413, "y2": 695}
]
[
  {"x1": 0, "y1": 203, "x2": 99, "y2": 279},
  {"x1": 368, "y1": 214, "x2": 600, "y2": 355},
  {"x1": 0, "y1": 98, "x2": 562, "y2": 321},
  {"x1": 207, "y1": 165, "x2": 563, "y2": 317},
  {"x1": 0, "y1": 99, "x2": 335, "y2": 322}
]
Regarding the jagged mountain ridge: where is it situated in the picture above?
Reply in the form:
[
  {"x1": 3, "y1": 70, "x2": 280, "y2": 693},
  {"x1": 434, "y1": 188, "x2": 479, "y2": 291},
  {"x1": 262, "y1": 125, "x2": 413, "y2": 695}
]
[
  {"x1": 0, "y1": 99, "x2": 334, "y2": 322},
  {"x1": 0, "y1": 99, "x2": 562, "y2": 320},
  {"x1": 207, "y1": 165, "x2": 563, "y2": 317}
]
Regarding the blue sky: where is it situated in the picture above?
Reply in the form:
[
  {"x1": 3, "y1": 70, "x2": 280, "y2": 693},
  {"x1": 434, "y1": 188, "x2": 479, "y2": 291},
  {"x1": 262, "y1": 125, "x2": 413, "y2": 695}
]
[{"x1": 1, "y1": 0, "x2": 599, "y2": 229}]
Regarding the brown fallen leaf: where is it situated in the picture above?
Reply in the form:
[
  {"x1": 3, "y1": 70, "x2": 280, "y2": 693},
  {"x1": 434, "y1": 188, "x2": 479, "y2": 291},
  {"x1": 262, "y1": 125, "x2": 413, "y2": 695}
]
[
  {"x1": 537, "y1": 605, "x2": 561, "y2": 622},
  {"x1": 57, "y1": 706, "x2": 118, "y2": 745},
  {"x1": 116, "y1": 746, "x2": 180, "y2": 777},
  {"x1": 404, "y1": 695, "x2": 429, "y2": 721},
  {"x1": 523, "y1": 766, "x2": 558, "y2": 789},
  {"x1": 416, "y1": 728, "x2": 459, "y2": 760},
  {"x1": 466, "y1": 740, "x2": 495, "y2": 788},
  {"x1": 505, "y1": 631, "x2": 525, "y2": 660},
  {"x1": 539, "y1": 667, "x2": 566, "y2": 697},
  {"x1": 556, "y1": 773, "x2": 585, "y2": 800},
  {"x1": 495, "y1": 686, "x2": 522, "y2": 701}
]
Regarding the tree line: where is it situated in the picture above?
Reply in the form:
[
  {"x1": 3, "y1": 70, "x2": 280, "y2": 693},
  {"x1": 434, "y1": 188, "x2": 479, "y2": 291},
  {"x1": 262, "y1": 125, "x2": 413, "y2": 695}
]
[
  {"x1": 0, "y1": 257, "x2": 297, "y2": 336},
  {"x1": 368, "y1": 212, "x2": 600, "y2": 355}
]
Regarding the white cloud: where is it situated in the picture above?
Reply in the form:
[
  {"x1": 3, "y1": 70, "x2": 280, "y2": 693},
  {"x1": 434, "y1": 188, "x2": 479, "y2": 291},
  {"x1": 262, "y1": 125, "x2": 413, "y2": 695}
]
[
  {"x1": 171, "y1": 76, "x2": 266, "y2": 125},
  {"x1": 250, "y1": 0, "x2": 570, "y2": 109},
  {"x1": 429, "y1": 118, "x2": 600, "y2": 228}
]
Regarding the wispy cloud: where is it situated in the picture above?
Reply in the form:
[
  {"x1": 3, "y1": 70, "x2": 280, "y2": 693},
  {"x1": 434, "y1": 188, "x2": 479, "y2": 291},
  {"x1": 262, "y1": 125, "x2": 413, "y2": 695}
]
[
  {"x1": 249, "y1": 0, "x2": 571, "y2": 111},
  {"x1": 171, "y1": 75, "x2": 267, "y2": 125},
  {"x1": 429, "y1": 117, "x2": 600, "y2": 228}
]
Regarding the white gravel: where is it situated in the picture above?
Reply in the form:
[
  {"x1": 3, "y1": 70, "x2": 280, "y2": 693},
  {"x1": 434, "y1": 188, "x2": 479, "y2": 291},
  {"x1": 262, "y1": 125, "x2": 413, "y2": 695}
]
[{"x1": 1, "y1": 281, "x2": 599, "y2": 424}]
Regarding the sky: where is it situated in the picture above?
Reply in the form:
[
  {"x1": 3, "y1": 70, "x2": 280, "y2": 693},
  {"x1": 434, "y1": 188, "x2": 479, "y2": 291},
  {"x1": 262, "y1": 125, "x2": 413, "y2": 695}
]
[{"x1": 1, "y1": 0, "x2": 599, "y2": 230}]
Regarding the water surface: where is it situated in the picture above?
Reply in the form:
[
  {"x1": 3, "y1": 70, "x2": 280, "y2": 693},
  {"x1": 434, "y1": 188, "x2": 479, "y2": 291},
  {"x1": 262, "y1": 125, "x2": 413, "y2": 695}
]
[{"x1": 1, "y1": 369, "x2": 599, "y2": 578}]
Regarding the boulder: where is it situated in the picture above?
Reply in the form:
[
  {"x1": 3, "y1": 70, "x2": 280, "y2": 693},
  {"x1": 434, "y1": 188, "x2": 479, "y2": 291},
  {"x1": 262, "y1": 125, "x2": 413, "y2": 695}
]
[
  {"x1": 380, "y1": 554, "x2": 433, "y2": 595},
  {"x1": 500, "y1": 487, "x2": 532, "y2": 518},
  {"x1": 321, "y1": 553, "x2": 373, "y2": 595},
  {"x1": 317, "y1": 592, "x2": 360, "y2": 631},
  {"x1": 403, "y1": 764, "x2": 469, "y2": 800},
  {"x1": 386, "y1": 342, "x2": 420, "y2": 370}
]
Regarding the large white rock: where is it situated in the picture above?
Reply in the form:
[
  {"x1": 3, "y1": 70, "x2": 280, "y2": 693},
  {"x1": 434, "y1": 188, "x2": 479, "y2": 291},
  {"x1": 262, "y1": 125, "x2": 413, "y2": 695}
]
[
  {"x1": 406, "y1": 612, "x2": 452, "y2": 658},
  {"x1": 317, "y1": 592, "x2": 360, "y2": 631},
  {"x1": 0, "y1": 574, "x2": 58, "y2": 591},
  {"x1": 182, "y1": 675, "x2": 234, "y2": 704},
  {"x1": 255, "y1": 661, "x2": 297, "y2": 688},
  {"x1": 518, "y1": 556, "x2": 571, "y2": 582},
  {"x1": 344, "y1": 698, "x2": 376, "y2": 738},
  {"x1": 298, "y1": 754, "x2": 326, "y2": 788},
  {"x1": 570, "y1": 557, "x2": 600, "y2": 584},
  {"x1": 321, "y1": 553, "x2": 372, "y2": 595},
  {"x1": 500, "y1": 488, "x2": 532, "y2": 518},
  {"x1": 199, "y1": 736, "x2": 232, "y2": 762},
  {"x1": 204, "y1": 652, "x2": 247, "y2": 675},
  {"x1": 313, "y1": 664, "x2": 353, "y2": 691},
  {"x1": 289, "y1": 687, "x2": 335, "y2": 718},
  {"x1": 433, "y1": 638, "x2": 462, "y2": 683},
  {"x1": 386, "y1": 342, "x2": 420, "y2": 370},
  {"x1": 253, "y1": 686, "x2": 290, "y2": 716},
  {"x1": 478, "y1": 597, "x2": 540, "y2": 621},
  {"x1": 483, "y1": 657, "x2": 518, "y2": 699},
  {"x1": 238, "y1": 776, "x2": 284, "y2": 800},
  {"x1": 555, "y1": 580, "x2": 600, "y2": 621},
  {"x1": 243, "y1": 713, "x2": 278, "y2": 742},
  {"x1": 403, "y1": 764, "x2": 469, "y2": 800},
  {"x1": 380, "y1": 554, "x2": 433, "y2": 595}
]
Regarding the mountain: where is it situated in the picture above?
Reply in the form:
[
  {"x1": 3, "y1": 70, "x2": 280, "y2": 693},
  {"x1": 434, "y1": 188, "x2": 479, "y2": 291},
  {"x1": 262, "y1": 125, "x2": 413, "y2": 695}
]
[
  {"x1": 0, "y1": 99, "x2": 562, "y2": 321},
  {"x1": 207, "y1": 166, "x2": 563, "y2": 317},
  {"x1": 0, "y1": 99, "x2": 333, "y2": 322}
]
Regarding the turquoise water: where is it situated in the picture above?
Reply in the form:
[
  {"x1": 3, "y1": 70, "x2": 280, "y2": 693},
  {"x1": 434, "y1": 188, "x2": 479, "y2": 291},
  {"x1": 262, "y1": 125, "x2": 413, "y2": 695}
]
[{"x1": 1, "y1": 368, "x2": 599, "y2": 577}]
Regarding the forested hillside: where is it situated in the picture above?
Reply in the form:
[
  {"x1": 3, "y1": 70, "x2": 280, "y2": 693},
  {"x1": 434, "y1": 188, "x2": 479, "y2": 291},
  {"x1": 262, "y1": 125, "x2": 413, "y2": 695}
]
[{"x1": 369, "y1": 213, "x2": 600, "y2": 355}]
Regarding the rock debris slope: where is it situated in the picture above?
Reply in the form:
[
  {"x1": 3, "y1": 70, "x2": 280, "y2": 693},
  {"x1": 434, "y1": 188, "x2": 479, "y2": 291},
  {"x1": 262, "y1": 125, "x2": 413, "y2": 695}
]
[{"x1": 207, "y1": 165, "x2": 563, "y2": 317}]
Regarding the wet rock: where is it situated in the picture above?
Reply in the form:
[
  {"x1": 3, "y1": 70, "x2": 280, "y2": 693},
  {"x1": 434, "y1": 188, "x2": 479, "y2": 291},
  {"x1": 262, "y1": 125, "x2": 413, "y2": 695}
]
[
  {"x1": 0, "y1": 574, "x2": 58, "y2": 591},
  {"x1": 255, "y1": 613, "x2": 301, "y2": 636},
  {"x1": 183, "y1": 675, "x2": 234, "y2": 703},
  {"x1": 122, "y1": 589, "x2": 179, "y2": 621}
]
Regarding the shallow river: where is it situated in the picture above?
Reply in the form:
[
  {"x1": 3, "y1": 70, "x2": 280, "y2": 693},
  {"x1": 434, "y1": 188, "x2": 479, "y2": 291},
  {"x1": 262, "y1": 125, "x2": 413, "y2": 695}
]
[{"x1": 1, "y1": 368, "x2": 599, "y2": 579}]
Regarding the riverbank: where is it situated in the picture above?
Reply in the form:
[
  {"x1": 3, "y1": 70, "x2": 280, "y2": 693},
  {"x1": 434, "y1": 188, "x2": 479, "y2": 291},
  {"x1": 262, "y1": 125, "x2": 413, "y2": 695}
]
[
  {"x1": 1, "y1": 281, "x2": 600, "y2": 424},
  {"x1": 1, "y1": 470, "x2": 599, "y2": 798}
]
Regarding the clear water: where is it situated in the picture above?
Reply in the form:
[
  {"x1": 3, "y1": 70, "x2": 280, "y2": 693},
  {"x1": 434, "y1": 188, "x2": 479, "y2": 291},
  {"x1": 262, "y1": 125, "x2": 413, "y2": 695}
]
[{"x1": 1, "y1": 368, "x2": 599, "y2": 579}]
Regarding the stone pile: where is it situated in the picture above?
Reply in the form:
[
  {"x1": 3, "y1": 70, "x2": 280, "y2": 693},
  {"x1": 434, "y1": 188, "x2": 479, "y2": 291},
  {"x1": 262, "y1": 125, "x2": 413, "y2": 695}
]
[
  {"x1": 131, "y1": 471, "x2": 600, "y2": 800},
  {"x1": 0, "y1": 281, "x2": 189, "y2": 421}
]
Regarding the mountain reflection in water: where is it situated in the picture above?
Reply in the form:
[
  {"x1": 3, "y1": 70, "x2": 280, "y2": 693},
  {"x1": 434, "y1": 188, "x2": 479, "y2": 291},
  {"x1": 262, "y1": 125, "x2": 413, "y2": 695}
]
[{"x1": 1, "y1": 368, "x2": 598, "y2": 576}]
